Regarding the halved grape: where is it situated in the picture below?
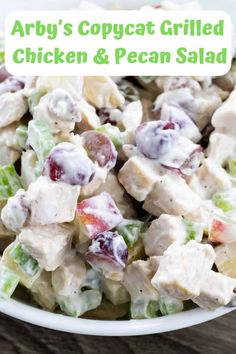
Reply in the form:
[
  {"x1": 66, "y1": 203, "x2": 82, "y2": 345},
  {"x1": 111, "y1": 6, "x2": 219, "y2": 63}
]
[
  {"x1": 43, "y1": 142, "x2": 95, "y2": 186},
  {"x1": 0, "y1": 76, "x2": 24, "y2": 95},
  {"x1": 82, "y1": 131, "x2": 117, "y2": 170},
  {"x1": 0, "y1": 66, "x2": 10, "y2": 83},
  {"x1": 85, "y1": 232, "x2": 128, "y2": 274},
  {"x1": 135, "y1": 121, "x2": 179, "y2": 159},
  {"x1": 160, "y1": 144, "x2": 202, "y2": 176}
]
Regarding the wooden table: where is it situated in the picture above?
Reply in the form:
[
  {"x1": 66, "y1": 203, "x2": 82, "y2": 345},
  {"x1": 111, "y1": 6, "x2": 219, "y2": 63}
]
[{"x1": 0, "y1": 311, "x2": 235, "y2": 354}]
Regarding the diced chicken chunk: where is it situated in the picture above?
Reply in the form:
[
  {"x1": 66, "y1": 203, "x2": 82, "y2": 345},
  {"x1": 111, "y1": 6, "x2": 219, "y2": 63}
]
[
  {"x1": 84, "y1": 76, "x2": 124, "y2": 108},
  {"x1": 36, "y1": 76, "x2": 84, "y2": 100},
  {"x1": 28, "y1": 176, "x2": 80, "y2": 225},
  {"x1": 151, "y1": 241, "x2": 215, "y2": 300},
  {"x1": 102, "y1": 277, "x2": 130, "y2": 305},
  {"x1": 212, "y1": 88, "x2": 236, "y2": 133},
  {"x1": 144, "y1": 173, "x2": 201, "y2": 216},
  {"x1": 1, "y1": 189, "x2": 29, "y2": 233},
  {"x1": 188, "y1": 158, "x2": 232, "y2": 199},
  {"x1": 123, "y1": 259, "x2": 159, "y2": 318},
  {"x1": 51, "y1": 250, "x2": 86, "y2": 297},
  {"x1": 33, "y1": 89, "x2": 81, "y2": 134},
  {"x1": 76, "y1": 98, "x2": 100, "y2": 132},
  {"x1": 206, "y1": 132, "x2": 236, "y2": 166},
  {"x1": 193, "y1": 271, "x2": 236, "y2": 310},
  {"x1": 0, "y1": 124, "x2": 21, "y2": 166},
  {"x1": 0, "y1": 92, "x2": 27, "y2": 128},
  {"x1": 143, "y1": 214, "x2": 203, "y2": 256},
  {"x1": 19, "y1": 224, "x2": 73, "y2": 271},
  {"x1": 215, "y1": 243, "x2": 236, "y2": 278},
  {"x1": 118, "y1": 156, "x2": 160, "y2": 202},
  {"x1": 31, "y1": 270, "x2": 57, "y2": 310}
]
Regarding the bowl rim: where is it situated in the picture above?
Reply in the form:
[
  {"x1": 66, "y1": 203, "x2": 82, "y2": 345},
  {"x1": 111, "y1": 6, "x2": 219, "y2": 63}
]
[{"x1": 0, "y1": 298, "x2": 234, "y2": 336}]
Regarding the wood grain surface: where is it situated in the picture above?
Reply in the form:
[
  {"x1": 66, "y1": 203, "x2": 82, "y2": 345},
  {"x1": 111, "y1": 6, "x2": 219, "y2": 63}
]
[{"x1": 0, "y1": 311, "x2": 235, "y2": 354}]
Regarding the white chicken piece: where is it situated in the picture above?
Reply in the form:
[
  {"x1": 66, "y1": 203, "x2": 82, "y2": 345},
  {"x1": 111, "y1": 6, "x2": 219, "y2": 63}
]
[
  {"x1": 31, "y1": 270, "x2": 57, "y2": 311},
  {"x1": 35, "y1": 76, "x2": 84, "y2": 100},
  {"x1": 20, "y1": 150, "x2": 37, "y2": 189},
  {"x1": 51, "y1": 249, "x2": 86, "y2": 297},
  {"x1": 80, "y1": 166, "x2": 107, "y2": 199},
  {"x1": 185, "y1": 199, "x2": 222, "y2": 231},
  {"x1": 0, "y1": 91, "x2": 27, "y2": 128},
  {"x1": 212, "y1": 88, "x2": 236, "y2": 134},
  {"x1": 102, "y1": 277, "x2": 130, "y2": 305},
  {"x1": 193, "y1": 271, "x2": 236, "y2": 310},
  {"x1": 143, "y1": 214, "x2": 203, "y2": 257},
  {"x1": 33, "y1": 88, "x2": 81, "y2": 134},
  {"x1": 84, "y1": 76, "x2": 125, "y2": 108},
  {"x1": 214, "y1": 62, "x2": 236, "y2": 92},
  {"x1": 188, "y1": 158, "x2": 232, "y2": 200},
  {"x1": 215, "y1": 243, "x2": 236, "y2": 278},
  {"x1": 27, "y1": 176, "x2": 80, "y2": 225},
  {"x1": 123, "y1": 259, "x2": 159, "y2": 318},
  {"x1": 118, "y1": 156, "x2": 161, "y2": 202},
  {"x1": 0, "y1": 202, "x2": 14, "y2": 238},
  {"x1": 1, "y1": 189, "x2": 29, "y2": 233},
  {"x1": 151, "y1": 241, "x2": 215, "y2": 300},
  {"x1": 206, "y1": 132, "x2": 236, "y2": 166},
  {"x1": 120, "y1": 100, "x2": 143, "y2": 131},
  {"x1": 143, "y1": 173, "x2": 201, "y2": 216},
  {"x1": 0, "y1": 124, "x2": 21, "y2": 166},
  {"x1": 76, "y1": 98, "x2": 100, "y2": 132},
  {"x1": 19, "y1": 223, "x2": 73, "y2": 271}
]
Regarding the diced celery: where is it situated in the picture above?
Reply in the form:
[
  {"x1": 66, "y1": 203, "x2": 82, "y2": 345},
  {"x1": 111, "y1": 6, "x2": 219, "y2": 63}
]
[
  {"x1": 0, "y1": 266, "x2": 20, "y2": 299},
  {"x1": 117, "y1": 219, "x2": 144, "y2": 248},
  {"x1": 10, "y1": 242, "x2": 40, "y2": 277},
  {"x1": 183, "y1": 220, "x2": 203, "y2": 243},
  {"x1": 16, "y1": 125, "x2": 28, "y2": 149},
  {"x1": 27, "y1": 119, "x2": 55, "y2": 175},
  {"x1": 212, "y1": 190, "x2": 236, "y2": 213},
  {"x1": 28, "y1": 91, "x2": 43, "y2": 115},
  {"x1": 228, "y1": 158, "x2": 236, "y2": 176},
  {"x1": 131, "y1": 299, "x2": 159, "y2": 319},
  {"x1": 0, "y1": 36, "x2": 4, "y2": 63},
  {"x1": 159, "y1": 296, "x2": 183, "y2": 316},
  {"x1": 0, "y1": 164, "x2": 22, "y2": 201},
  {"x1": 57, "y1": 290, "x2": 102, "y2": 317},
  {"x1": 97, "y1": 123, "x2": 123, "y2": 150}
]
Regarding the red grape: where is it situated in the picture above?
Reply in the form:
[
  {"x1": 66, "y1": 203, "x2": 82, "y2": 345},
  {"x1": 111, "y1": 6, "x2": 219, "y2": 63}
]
[
  {"x1": 43, "y1": 142, "x2": 95, "y2": 186},
  {"x1": 135, "y1": 121, "x2": 179, "y2": 159},
  {"x1": 82, "y1": 131, "x2": 117, "y2": 170},
  {"x1": 85, "y1": 231, "x2": 128, "y2": 274}
]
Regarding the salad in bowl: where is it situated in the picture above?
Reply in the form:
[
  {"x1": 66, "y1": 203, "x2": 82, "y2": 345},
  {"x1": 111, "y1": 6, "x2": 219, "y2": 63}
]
[{"x1": 0, "y1": 0, "x2": 236, "y2": 332}]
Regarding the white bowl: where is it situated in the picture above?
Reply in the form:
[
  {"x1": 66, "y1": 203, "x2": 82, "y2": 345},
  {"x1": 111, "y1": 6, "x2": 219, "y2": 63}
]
[{"x1": 0, "y1": 0, "x2": 235, "y2": 335}]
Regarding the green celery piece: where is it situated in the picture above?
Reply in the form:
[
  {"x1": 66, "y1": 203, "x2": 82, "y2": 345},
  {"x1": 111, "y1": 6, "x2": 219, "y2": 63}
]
[
  {"x1": 81, "y1": 269, "x2": 102, "y2": 291},
  {"x1": 28, "y1": 119, "x2": 55, "y2": 175},
  {"x1": 57, "y1": 290, "x2": 102, "y2": 317},
  {"x1": 0, "y1": 164, "x2": 22, "y2": 201},
  {"x1": 212, "y1": 190, "x2": 236, "y2": 213},
  {"x1": 117, "y1": 219, "x2": 144, "y2": 249},
  {"x1": 183, "y1": 220, "x2": 203, "y2": 243},
  {"x1": 159, "y1": 296, "x2": 183, "y2": 316},
  {"x1": 0, "y1": 36, "x2": 4, "y2": 63},
  {"x1": 97, "y1": 124, "x2": 123, "y2": 150},
  {"x1": 16, "y1": 125, "x2": 28, "y2": 149},
  {"x1": 28, "y1": 91, "x2": 43, "y2": 115},
  {"x1": 10, "y1": 242, "x2": 40, "y2": 277},
  {"x1": 0, "y1": 266, "x2": 20, "y2": 299},
  {"x1": 228, "y1": 158, "x2": 236, "y2": 177},
  {"x1": 131, "y1": 299, "x2": 159, "y2": 319}
]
